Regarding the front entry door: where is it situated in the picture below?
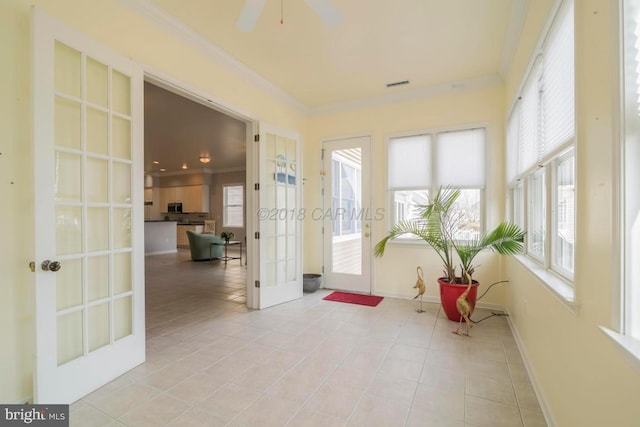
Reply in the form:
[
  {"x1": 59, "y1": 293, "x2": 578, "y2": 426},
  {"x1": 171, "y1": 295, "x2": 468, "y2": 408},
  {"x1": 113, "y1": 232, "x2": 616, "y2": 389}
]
[
  {"x1": 33, "y1": 9, "x2": 145, "y2": 403},
  {"x1": 322, "y1": 136, "x2": 372, "y2": 293}
]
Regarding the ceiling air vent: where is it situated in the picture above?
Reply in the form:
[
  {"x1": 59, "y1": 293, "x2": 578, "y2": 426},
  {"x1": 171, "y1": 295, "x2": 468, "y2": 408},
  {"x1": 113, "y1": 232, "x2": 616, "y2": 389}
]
[{"x1": 386, "y1": 80, "x2": 410, "y2": 88}]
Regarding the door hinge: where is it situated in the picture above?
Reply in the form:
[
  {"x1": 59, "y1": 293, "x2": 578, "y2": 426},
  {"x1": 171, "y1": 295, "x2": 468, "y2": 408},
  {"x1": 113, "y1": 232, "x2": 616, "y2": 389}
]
[
  {"x1": 255, "y1": 231, "x2": 260, "y2": 239},
  {"x1": 254, "y1": 134, "x2": 260, "y2": 142},
  {"x1": 255, "y1": 280, "x2": 260, "y2": 288},
  {"x1": 254, "y1": 183, "x2": 260, "y2": 191},
  {"x1": 321, "y1": 226, "x2": 324, "y2": 235},
  {"x1": 321, "y1": 265, "x2": 325, "y2": 274},
  {"x1": 29, "y1": 261, "x2": 35, "y2": 272}
]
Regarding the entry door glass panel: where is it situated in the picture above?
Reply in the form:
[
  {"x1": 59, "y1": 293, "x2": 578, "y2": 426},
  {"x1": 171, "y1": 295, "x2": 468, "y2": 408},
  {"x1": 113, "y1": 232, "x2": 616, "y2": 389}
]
[
  {"x1": 331, "y1": 148, "x2": 362, "y2": 275},
  {"x1": 54, "y1": 40, "x2": 134, "y2": 366}
]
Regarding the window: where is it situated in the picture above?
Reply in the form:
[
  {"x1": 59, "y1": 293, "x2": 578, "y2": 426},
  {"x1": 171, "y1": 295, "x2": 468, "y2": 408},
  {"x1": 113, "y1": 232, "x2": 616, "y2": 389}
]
[
  {"x1": 222, "y1": 184, "x2": 244, "y2": 228},
  {"x1": 506, "y1": 0, "x2": 575, "y2": 285},
  {"x1": 388, "y1": 128, "x2": 485, "y2": 240},
  {"x1": 620, "y1": 0, "x2": 640, "y2": 341}
]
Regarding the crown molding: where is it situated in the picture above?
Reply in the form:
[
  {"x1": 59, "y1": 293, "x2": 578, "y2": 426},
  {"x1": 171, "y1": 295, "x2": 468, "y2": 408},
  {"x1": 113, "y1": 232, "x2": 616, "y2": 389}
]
[
  {"x1": 121, "y1": 0, "x2": 308, "y2": 114},
  {"x1": 310, "y1": 74, "x2": 503, "y2": 116}
]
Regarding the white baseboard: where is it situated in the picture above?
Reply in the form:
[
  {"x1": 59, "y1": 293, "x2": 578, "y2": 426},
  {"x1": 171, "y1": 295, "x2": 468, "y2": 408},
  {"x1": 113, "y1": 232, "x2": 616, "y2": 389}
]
[
  {"x1": 144, "y1": 250, "x2": 178, "y2": 256},
  {"x1": 505, "y1": 309, "x2": 556, "y2": 427}
]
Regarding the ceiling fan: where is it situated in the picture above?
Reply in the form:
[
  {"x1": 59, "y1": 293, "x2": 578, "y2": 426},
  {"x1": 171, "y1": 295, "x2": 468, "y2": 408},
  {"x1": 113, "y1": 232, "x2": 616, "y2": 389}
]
[{"x1": 236, "y1": 0, "x2": 343, "y2": 31}]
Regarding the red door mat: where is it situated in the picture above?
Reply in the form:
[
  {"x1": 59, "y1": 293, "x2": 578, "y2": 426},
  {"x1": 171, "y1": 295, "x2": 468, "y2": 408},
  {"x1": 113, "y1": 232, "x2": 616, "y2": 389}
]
[{"x1": 323, "y1": 291, "x2": 384, "y2": 307}]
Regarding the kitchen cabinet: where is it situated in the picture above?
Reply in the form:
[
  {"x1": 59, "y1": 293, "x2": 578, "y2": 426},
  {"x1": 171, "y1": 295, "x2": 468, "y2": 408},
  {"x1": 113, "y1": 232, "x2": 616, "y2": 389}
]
[
  {"x1": 159, "y1": 185, "x2": 209, "y2": 213},
  {"x1": 159, "y1": 187, "x2": 182, "y2": 210},
  {"x1": 182, "y1": 185, "x2": 210, "y2": 213},
  {"x1": 144, "y1": 188, "x2": 153, "y2": 203},
  {"x1": 176, "y1": 224, "x2": 203, "y2": 248}
]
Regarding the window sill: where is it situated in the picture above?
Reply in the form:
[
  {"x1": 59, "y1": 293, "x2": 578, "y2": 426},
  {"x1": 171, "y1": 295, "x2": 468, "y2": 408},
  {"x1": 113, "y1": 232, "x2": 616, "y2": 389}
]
[
  {"x1": 599, "y1": 327, "x2": 640, "y2": 372},
  {"x1": 513, "y1": 254, "x2": 576, "y2": 312}
]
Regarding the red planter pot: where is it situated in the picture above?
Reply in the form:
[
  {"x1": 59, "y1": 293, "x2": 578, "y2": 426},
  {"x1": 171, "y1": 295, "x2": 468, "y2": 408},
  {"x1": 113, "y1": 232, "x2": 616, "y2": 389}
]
[{"x1": 438, "y1": 277, "x2": 479, "y2": 322}]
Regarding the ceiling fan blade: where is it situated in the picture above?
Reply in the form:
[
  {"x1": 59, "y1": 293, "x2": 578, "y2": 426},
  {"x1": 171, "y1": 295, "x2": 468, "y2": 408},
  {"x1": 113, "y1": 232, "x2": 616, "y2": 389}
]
[
  {"x1": 236, "y1": 0, "x2": 267, "y2": 32},
  {"x1": 304, "y1": 0, "x2": 343, "y2": 28}
]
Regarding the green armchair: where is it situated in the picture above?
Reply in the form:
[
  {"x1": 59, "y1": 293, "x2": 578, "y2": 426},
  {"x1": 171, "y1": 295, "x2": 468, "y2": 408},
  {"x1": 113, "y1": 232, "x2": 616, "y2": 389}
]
[{"x1": 186, "y1": 230, "x2": 223, "y2": 261}]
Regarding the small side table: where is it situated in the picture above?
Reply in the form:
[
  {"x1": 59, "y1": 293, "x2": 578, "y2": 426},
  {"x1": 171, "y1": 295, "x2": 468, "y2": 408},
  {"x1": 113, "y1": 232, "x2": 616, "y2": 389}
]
[{"x1": 210, "y1": 240, "x2": 242, "y2": 265}]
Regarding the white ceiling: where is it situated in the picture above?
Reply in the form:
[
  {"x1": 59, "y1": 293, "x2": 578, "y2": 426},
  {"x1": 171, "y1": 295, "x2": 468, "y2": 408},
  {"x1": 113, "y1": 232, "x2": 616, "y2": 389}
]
[
  {"x1": 144, "y1": 82, "x2": 246, "y2": 174},
  {"x1": 143, "y1": 0, "x2": 521, "y2": 173}
]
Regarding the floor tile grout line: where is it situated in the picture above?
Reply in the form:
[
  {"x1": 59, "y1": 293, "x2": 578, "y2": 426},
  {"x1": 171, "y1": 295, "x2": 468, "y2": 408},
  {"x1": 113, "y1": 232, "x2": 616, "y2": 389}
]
[{"x1": 401, "y1": 305, "x2": 443, "y2": 427}]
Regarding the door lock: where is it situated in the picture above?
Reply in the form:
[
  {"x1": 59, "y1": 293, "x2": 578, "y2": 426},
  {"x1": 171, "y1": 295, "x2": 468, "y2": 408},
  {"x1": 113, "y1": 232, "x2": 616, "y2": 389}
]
[
  {"x1": 364, "y1": 232, "x2": 370, "y2": 238},
  {"x1": 41, "y1": 260, "x2": 62, "y2": 272}
]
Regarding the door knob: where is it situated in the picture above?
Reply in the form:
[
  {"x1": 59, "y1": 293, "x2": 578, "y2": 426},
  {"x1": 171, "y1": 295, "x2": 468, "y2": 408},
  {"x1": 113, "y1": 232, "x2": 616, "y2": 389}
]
[
  {"x1": 364, "y1": 232, "x2": 370, "y2": 238},
  {"x1": 41, "y1": 260, "x2": 61, "y2": 272}
]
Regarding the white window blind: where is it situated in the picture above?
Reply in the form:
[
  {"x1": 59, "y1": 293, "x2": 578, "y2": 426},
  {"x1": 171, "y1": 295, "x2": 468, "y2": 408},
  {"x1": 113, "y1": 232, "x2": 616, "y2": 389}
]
[
  {"x1": 542, "y1": 0, "x2": 575, "y2": 155},
  {"x1": 389, "y1": 135, "x2": 431, "y2": 188},
  {"x1": 519, "y1": 59, "x2": 542, "y2": 174},
  {"x1": 506, "y1": 103, "x2": 521, "y2": 184},
  {"x1": 436, "y1": 128, "x2": 486, "y2": 187}
]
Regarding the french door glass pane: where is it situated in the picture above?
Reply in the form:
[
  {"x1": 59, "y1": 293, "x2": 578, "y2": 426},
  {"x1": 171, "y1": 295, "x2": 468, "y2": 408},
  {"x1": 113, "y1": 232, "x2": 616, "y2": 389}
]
[
  {"x1": 88, "y1": 303, "x2": 110, "y2": 352},
  {"x1": 57, "y1": 311, "x2": 83, "y2": 366},
  {"x1": 87, "y1": 255, "x2": 110, "y2": 302},
  {"x1": 86, "y1": 58, "x2": 109, "y2": 108},
  {"x1": 86, "y1": 108, "x2": 109, "y2": 155},
  {"x1": 54, "y1": 42, "x2": 81, "y2": 97},
  {"x1": 55, "y1": 152, "x2": 82, "y2": 202},
  {"x1": 55, "y1": 98, "x2": 82, "y2": 150},
  {"x1": 56, "y1": 258, "x2": 83, "y2": 310}
]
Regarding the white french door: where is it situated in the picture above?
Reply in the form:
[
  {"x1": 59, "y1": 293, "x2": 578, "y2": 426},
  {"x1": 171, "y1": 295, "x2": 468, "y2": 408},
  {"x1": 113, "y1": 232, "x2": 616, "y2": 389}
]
[
  {"x1": 33, "y1": 9, "x2": 145, "y2": 403},
  {"x1": 322, "y1": 136, "x2": 372, "y2": 293},
  {"x1": 256, "y1": 124, "x2": 303, "y2": 308}
]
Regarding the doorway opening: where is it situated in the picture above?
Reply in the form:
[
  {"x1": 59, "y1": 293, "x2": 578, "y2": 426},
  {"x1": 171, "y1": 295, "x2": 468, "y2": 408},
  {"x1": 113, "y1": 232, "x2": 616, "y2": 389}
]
[{"x1": 142, "y1": 75, "x2": 256, "y2": 327}]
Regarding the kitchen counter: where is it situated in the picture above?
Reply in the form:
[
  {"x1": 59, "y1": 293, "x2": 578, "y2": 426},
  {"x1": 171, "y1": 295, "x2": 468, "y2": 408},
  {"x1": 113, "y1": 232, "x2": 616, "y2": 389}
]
[
  {"x1": 145, "y1": 220, "x2": 178, "y2": 222},
  {"x1": 144, "y1": 221, "x2": 177, "y2": 256}
]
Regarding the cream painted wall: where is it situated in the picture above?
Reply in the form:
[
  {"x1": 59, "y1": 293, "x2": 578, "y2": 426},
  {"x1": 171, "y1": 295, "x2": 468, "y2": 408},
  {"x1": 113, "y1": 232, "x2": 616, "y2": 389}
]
[
  {"x1": 504, "y1": 0, "x2": 640, "y2": 425},
  {"x1": 305, "y1": 85, "x2": 509, "y2": 304},
  {"x1": 0, "y1": 1, "x2": 35, "y2": 405},
  {"x1": 0, "y1": 0, "x2": 306, "y2": 403}
]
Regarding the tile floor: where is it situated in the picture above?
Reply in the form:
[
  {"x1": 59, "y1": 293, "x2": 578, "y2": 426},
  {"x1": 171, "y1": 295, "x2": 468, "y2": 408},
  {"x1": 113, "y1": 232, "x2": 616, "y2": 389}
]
[{"x1": 70, "y1": 249, "x2": 547, "y2": 427}]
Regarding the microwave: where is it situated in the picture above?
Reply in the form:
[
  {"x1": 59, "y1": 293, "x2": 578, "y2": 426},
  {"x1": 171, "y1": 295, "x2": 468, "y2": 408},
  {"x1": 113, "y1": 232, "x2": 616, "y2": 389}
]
[{"x1": 168, "y1": 202, "x2": 182, "y2": 213}]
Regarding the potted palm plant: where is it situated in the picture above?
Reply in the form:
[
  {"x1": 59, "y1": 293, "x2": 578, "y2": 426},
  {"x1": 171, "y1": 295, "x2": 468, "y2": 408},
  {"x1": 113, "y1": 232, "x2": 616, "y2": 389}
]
[{"x1": 374, "y1": 187, "x2": 524, "y2": 321}]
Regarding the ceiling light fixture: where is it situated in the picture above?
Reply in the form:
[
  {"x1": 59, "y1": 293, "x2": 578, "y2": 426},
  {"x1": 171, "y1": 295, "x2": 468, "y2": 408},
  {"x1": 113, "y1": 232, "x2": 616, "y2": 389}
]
[
  {"x1": 160, "y1": 168, "x2": 166, "y2": 172},
  {"x1": 199, "y1": 154, "x2": 211, "y2": 164},
  {"x1": 182, "y1": 163, "x2": 188, "y2": 170},
  {"x1": 152, "y1": 160, "x2": 160, "y2": 164}
]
